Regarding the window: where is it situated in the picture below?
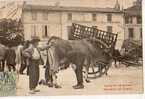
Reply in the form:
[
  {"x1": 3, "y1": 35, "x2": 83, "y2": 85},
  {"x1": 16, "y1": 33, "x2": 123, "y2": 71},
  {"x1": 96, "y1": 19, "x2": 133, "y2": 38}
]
[
  {"x1": 32, "y1": 11, "x2": 37, "y2": 20},
  {"x1": 31, "y1": 25, "x2": 36, "y2": 37},
  {"x1": 137, "y1": 16, "x2": 142, "y2": 24},
  {"x1": 107, "y1": 26, "x2": 112, "y2": 33},
  {"x1": 42, "y1": 25, "x2": 48, "y2": 37},
  {"x1": 44, "y1": 25, "x2": 48, "y2": 37},
  {"x1": 43, "y1": 12, "x2": 48, "y2": 20},
  {"x1": 140, "y1": 28, "x2": 142, "y2": 39},
  {"x1": 128, "y1": 28, "x2": 134, "y2": 38},
  {"x1": 125, "y1": 17, "x2": 129, "y2": 24},
  {"x1": 67, "y1": 26, "x2": 72, "y2": 40},
  {"x1": 125, "y1": 16, "x2": 132, "y2": 24},
  {"x1": 92, "y1": 13, "x2": 96, "y2": 21},
  {"x1": 128, "y1": 17, "x2": 133, "y2": 23},
  {"x1": 68, "y1": 13, "x2": 72, "y2": 21},
  {"x1": 107, "y1": 14, "x2": 112, "y2": 22}
]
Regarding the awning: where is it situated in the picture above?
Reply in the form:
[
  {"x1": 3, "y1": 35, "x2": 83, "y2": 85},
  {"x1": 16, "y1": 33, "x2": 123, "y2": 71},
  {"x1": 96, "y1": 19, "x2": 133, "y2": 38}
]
[{"x1": 1, "y1": 1, "x2": 24, "y2": 21}]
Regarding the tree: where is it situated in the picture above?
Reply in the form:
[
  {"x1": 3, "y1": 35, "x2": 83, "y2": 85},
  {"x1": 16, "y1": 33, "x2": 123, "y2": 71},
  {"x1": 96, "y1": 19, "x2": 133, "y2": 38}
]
[{"x1": 0, "y1": 18, "x2": 24, "y2": 47}]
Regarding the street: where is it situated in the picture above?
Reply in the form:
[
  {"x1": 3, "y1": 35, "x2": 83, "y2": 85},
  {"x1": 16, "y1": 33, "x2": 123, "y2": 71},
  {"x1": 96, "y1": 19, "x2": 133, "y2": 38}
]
[{"x1": 16, "y1": 64, "x2": 143, "y2": 96}]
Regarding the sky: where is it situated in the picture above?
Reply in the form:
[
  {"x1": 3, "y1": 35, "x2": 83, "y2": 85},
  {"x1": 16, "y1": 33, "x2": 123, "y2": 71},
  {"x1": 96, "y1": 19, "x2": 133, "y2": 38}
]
[{"x1": 0, "y1": 0, "x2": 137, "y2": 9}]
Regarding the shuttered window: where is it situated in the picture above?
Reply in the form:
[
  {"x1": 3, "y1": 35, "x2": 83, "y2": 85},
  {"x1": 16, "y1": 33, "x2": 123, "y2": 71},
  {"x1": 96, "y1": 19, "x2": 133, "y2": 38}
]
[
  {"x1": 32, "y1": 11, "x2": 37, "y2": 20},
  {"x1": 137, "y1": 16, "x2": 142, "y2": 24},
  {"x1": 31, "y1": 25, "x2": 37, "y2": 37},
  {"x1": 67, "y1": 26, "x2": 72, "y2": 40},
  {"x1": 140, "y1": 28, "x2": 142, "y2": 39},
  {"x1": 43, "y1": 12, "x2": 48, "y2": 20},
  {"x1": 128, "y1": 28, "x2": 134, "y2": 38},
  {"x1": 107, "y1": 26, "x2": 112, "y2": 33},
  {"x1": 107, "y1": 14, "x2": 112, "y2": 22},
  {"x1": 42, "y1": 25, "x2": 49, "y2": 37},
  {"x1": 92, "y1": 13, "x2": 97, "y2": 21},
  {"x1": 68, "y1": 13, "x2": 72, "y2": 21}
]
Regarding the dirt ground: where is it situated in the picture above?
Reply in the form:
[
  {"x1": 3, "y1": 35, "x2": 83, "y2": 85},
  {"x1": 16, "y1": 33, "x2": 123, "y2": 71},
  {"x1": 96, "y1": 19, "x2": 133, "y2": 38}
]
[{"x1": 16, "y1": 64, "x2": 144, "y2": 96}]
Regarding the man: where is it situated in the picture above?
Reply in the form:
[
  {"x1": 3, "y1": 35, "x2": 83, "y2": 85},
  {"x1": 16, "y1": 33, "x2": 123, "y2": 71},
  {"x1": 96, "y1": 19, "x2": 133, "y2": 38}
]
[
  {"x1": 45, "y1": 49, "x2": 53, "y2": 87},
  {"x1": 15, "y1": 42, "x2": 24, "y2": 73},
  {"x1": 19, "y1": 40, "x2": 30, "y2": 75},
  {"x1": 23, "y1": 37, "x2": 41, "y2": 94}
]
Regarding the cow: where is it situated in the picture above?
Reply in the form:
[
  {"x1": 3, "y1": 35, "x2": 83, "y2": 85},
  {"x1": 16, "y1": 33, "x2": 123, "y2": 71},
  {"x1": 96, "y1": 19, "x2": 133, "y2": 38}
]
[{"x1": 43, "y1": 36, "x2": 112, "y2": 89}]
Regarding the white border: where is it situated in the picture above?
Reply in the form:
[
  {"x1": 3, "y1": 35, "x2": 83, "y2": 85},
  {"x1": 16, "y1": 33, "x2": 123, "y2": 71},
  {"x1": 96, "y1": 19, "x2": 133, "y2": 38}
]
[{"x1": 0, "y1": 0, "x2": 145, "y2": 99}]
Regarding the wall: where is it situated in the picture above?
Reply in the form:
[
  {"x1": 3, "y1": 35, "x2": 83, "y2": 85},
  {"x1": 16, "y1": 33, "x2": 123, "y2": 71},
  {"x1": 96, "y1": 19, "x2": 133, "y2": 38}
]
[
  {"x1": 125, "y1": 16, "x2": 142, "y2": 41},
  {"x1": 22, "y1": 10, "x2": 62, "y2": 40},
  {"x1": 22, "y1": 9, "x2": 124, "y2": 49}
]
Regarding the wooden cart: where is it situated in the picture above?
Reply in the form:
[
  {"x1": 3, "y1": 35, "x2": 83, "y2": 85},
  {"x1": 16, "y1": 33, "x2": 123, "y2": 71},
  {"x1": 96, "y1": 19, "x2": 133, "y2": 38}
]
[
  {"x1": 120, "y1": 39, "x2": 142, "y2": 67},
  {"x1": 70, "y1": 23, "x2": 118, "y2": 78}
]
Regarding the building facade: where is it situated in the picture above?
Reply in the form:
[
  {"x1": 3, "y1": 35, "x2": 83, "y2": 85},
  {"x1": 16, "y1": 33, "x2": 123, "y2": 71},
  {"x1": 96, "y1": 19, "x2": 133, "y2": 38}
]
[
  {"x1": 0, "y1": 1, "x2": 126, "y2": 49},
  {"x1": 124, "y1": 0, "x2": 142, "y2": 41},
  {"x1": 21, "y1": 1, "x2": 124, "y2": 49}
]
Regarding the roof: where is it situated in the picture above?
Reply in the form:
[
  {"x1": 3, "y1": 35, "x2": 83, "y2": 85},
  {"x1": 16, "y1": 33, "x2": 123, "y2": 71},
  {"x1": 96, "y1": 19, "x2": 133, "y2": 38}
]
[
  {"x1": 23, "y1": 4, "x2": 123, "y2": 13},
  {"x1": 124, "y1": 5, "x2": 142, "y2": 16}
]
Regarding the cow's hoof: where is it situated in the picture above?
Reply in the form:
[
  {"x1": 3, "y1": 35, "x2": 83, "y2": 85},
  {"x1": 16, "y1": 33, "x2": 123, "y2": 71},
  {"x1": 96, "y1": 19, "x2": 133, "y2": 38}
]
[
  {"x1": 54, "y1": 84, "x2": 62, "y2": 88},
  {"x1": 73, "y1": 84, "x2": 84, "y2": 89},
  {"x1": 85, "y1": 79, "x2": 91, "y2": 83},
  {"x1": 48, "y1": 83, "x2": 53, "y2": 87}
]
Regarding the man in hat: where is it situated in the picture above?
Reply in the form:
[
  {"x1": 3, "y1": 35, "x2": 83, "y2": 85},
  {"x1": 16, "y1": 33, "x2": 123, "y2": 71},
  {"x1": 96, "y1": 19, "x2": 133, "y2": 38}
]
[
  {"x1": 18, "y1": 40, "x2": 31, "y2": 75},
  {"x1": 23, "y1": 37, "x2": 41, "y2": 94}
]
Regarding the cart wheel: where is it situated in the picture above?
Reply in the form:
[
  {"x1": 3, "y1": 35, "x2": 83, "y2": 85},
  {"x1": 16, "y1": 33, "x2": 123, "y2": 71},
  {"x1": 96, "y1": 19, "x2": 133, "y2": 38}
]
[
  {"x1": 87, "y1": 62, "x2": 110, "y2": 79},
  {"x1": 99, "y1": 64, "x2": 110, "y2": 76},
  {"x1": 87, "y1": 65, "x2": 100, "y2": 79}
]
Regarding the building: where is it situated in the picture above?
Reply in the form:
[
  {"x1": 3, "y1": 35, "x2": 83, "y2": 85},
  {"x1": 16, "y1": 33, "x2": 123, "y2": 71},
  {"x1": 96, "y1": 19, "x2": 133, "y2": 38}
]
[
  {"x1": 124, "y1": 0, "x2": 142, "y2": 41},
  {"x1": 0, "y1": 0, "x2": 125, "y2": 49},
  {"x1": 21, "y1": 0, "x2": 124, "y2": 49}
]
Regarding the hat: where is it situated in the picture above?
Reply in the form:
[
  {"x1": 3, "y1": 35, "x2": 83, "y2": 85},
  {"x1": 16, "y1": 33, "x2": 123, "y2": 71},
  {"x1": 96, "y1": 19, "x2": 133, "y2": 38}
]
[{"x1": 31, "y1": 36, "x2": 40, "y2": 43}]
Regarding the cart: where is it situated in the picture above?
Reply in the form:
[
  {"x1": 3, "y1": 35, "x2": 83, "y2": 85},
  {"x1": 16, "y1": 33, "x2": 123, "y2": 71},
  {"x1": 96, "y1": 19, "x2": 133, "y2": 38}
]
[
  {"x1": 70, "y1": 23, "x2": 118, "y2": 78},
  {"x1": 119, "y1": 39, "x2": 142, "y2": 67}
]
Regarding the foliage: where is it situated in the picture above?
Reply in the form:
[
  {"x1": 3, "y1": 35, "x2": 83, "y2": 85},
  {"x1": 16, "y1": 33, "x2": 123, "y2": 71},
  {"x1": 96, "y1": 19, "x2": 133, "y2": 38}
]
[
  {"x1": 0, "y1": 72, "x2": 16, "y2": 96},
  {"x1": 0, "y1": 19, "x2": 24, "y2": 47}
]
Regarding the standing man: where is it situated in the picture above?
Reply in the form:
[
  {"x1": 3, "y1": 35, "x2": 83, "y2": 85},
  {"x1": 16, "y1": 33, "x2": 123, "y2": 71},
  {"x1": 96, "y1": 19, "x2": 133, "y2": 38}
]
[
  {"x1": 44, "y1": 49, "x2": 53, "y2": 87},
  {"x1": 16, "y1": 41, "x2": 24, "y2": 73},
  {"x1": 19, "y1": 40, "x2": 30, "y2": 75},
  {"x1": 23, "y1": 37, "x2": 41, "y2": 94}
]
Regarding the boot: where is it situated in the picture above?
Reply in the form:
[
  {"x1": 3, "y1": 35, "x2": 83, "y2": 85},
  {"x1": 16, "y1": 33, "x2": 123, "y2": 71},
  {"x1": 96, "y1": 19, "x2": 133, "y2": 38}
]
[{"x1": 72, "y1": 84, "x2": 84, "y2": 89}]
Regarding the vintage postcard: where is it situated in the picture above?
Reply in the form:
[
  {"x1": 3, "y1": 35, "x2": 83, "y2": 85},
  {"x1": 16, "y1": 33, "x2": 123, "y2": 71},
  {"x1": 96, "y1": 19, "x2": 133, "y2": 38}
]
[{"x1": 0, "y1": 0, "x2": 143, "y2": 96}]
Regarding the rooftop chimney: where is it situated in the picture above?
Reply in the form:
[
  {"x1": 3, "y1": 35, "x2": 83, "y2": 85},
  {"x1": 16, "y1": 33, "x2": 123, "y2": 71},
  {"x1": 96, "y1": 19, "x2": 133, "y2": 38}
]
[{"x1": 114, "y1": 0, "x2": 120, "y2": 11}]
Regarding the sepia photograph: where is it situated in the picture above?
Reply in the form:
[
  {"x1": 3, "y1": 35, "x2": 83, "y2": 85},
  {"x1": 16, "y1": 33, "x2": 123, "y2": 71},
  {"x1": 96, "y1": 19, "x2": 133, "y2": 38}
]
[{"x1": 0, "y1": 0, "x2": 143, "y2": 96}]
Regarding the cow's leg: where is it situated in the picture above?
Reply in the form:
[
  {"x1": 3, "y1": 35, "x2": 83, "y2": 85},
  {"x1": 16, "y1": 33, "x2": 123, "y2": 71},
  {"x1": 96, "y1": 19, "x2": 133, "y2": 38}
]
[
  {"x1": 7, "y1": 65, "x2": 11, "y2": 72},
  {"x1": 11, "y1": 65, "x2": 16, "y2": 71},
  {"x1": 114, "y1": 59, "x2": 118, "y2": 68},
  {"x1": 73, "y1": 65, "x2": 84, "y2": 89},
  {"x1": 48, "y1": 75, "x2": 53, "y2": 87},
  {"x1": 84, "y1": 66, "x2": 90, "y2": 83},
  {"x1": 0, "y1": 61, "x2": 2, "y2": 71},
  {"x1": 98, "y1": 64, "x2": 102, "y2": 77},
  {"x1": 45, "y1": 67, "x2": 53, "y2": 87},
  {"x1": 104, "y1": 65, "x2": 108, "y2": 76},
  {"x1": 19, "y1": 63, "x2": 27, "y2": 74},
  {"x1": 1, "y1": 60, "x2": 5, "y2": 72},
  {"x1": 52, "y1": 73, "x2": 61, "y2": 88}
]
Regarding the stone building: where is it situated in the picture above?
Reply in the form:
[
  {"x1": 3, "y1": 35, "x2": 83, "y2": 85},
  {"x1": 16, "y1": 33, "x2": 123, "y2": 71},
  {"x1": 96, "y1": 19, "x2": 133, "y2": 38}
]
[
  {"x1": 0, "y1": 0, "x2": 125, "y2": 49},
  {"x1": 21, "y1": 1, "x2": 124, "y2": 49},
  {"x1": 124, "y1": 0, "x2": 142, "y2": 41}
]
